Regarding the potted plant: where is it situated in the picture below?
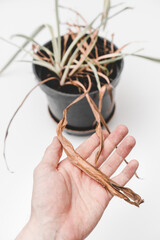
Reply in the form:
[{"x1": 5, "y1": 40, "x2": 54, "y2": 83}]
[{"x1": 2, "y1": 0, "x2": 159, "y2": 207}]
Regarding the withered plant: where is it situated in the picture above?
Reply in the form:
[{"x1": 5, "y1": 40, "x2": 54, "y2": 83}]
[{"x1": 2, "y1": 0, "x2": 159, "y2": 207}]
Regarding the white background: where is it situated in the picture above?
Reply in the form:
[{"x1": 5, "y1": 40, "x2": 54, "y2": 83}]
[{"x1": 0, "y1": 0, "x2": 160, "y2": 239}]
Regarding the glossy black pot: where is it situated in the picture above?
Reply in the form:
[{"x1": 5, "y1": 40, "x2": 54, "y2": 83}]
[{"x1": 33, "y1": 37, "x2": 124, "y2": 135}]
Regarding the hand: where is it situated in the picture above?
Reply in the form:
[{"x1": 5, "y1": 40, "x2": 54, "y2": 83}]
[{"x1": 16, "y1": 125, "x2": 139, "y2": 240}]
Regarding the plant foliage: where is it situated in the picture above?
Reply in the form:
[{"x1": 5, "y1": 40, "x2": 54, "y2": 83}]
[{"x1": 2, "y1": 0, "x2": 160, "y2": 207}]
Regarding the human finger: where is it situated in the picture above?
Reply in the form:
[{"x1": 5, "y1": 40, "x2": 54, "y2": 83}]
[
  {"x1": 76, "y1": 130, "x2": 109, "y2": 159},
  {"x1": 88, "y1": 125, "x2": 128, "y2": 166},
  {"x1": 112, "y1": 160, "x2": 139, "y2": 187},
  {"x1": 41, "y1": 136, "x2": 63, "y2": 169},
  {"x1": 100, "y1": 136, "x2": 136, "y2": 176}
]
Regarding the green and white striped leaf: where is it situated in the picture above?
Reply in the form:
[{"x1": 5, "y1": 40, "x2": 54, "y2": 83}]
[
  {"x1": 55, "y1": 0, "x2": 61, "y2": 61},
  {"x1": 88, "y1": 61, "x2": 101, "y2": 91},
  {"x1": 17, "y1": 59, "x2": 58, "y2": 74},
  {"x1": 44, "y1": 24, "x2": 60, "y2": 74},
  {"x1": 98, "y1": 54, "x2": 125, "y2": 65},
  {"x1": 69, "y1": 35, "x2": 98, "y2": 76},
  {"x1": 0, "y1": 24, "x2": 46, "y2": 74},
  {"x1": 11, "y1": 34, "x2": 54, "y2": 57},
  {"x1": 61, "y1": 13, "x2": 101, "y2": 67},
  {"x1": 132, "y1": 53, "x2": 160, "y2": 63},
  {"x1": 102, "y1": 0, "x2": 110, "y2": 29},
  {"x1": 60, "y1": 34, "x2": 92, "y2": 85},
  {"x1": 109, "y1": 7, "x2": 133, "y2": 20},
  {"x1": 0, "y1": 36, "x2": 44, "y2": 62}
]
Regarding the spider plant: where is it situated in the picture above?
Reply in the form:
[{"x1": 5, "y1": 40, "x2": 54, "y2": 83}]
[
  {"x1": 1, "y1": 1, "x2": 159, "y2": 89},
  {"x1": 1, "y1": 0, "x2": 159, "y2": 207},
  {"x1": 0, "y1": 0, "x2": 152, "y2": 88}
]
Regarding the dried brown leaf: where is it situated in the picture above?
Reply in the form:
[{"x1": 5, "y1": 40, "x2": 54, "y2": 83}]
[
  {"x1": 3, "y1": 77, "x2": 57, "y2": 172},
  {"x1": 56, "y1": 78, "x2": 144, "y2": 207}
]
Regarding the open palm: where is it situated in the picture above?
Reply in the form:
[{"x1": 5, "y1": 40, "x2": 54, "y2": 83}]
[{"x1": 31, "y1": 125, "x2": 138, "y2": 240}]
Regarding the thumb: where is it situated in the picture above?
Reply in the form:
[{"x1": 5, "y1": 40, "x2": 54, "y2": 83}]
[{"x1": 42, "y1": 136, "x2": 63, "y2": 169}]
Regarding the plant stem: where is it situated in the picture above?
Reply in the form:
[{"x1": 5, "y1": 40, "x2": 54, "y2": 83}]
[{"x1": 55, "y1": 0, "x2": 61, "y2": 62}]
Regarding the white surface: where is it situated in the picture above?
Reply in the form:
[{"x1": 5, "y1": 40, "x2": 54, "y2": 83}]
[{"x1": 0, "y1": 0, "x2": 160, "y2": 239}]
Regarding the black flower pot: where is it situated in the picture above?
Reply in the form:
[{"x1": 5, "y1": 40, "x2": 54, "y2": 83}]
[{"x1": 33, "y1": 36, "x2": 124, "y2": 135}]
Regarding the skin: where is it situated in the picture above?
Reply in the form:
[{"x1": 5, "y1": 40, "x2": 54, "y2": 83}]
[{"x1": 15, "y1": 125, "x2": 139, "y2": 240}]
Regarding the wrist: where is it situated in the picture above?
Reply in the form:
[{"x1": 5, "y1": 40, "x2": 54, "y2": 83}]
[
  {"x1": 29, "y1": 217, "x2": 79, "y2": 240},
  {"x1": 15, "y1": 216, "x2": 65, "y2": 240},
  {"x1": 16, "y1": 215, "x2": 80, "y2": 240},
  {"x1": 28, "y1": 216, "x2": 57, "y2": 240},
  {"x1": 15, "y1": 217, "x2": 40, "y2": 240}
]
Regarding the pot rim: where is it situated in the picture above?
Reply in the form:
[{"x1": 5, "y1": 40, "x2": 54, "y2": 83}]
[{"x1": 33, "y1": 36, "x2": 124, "y2": 97}]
